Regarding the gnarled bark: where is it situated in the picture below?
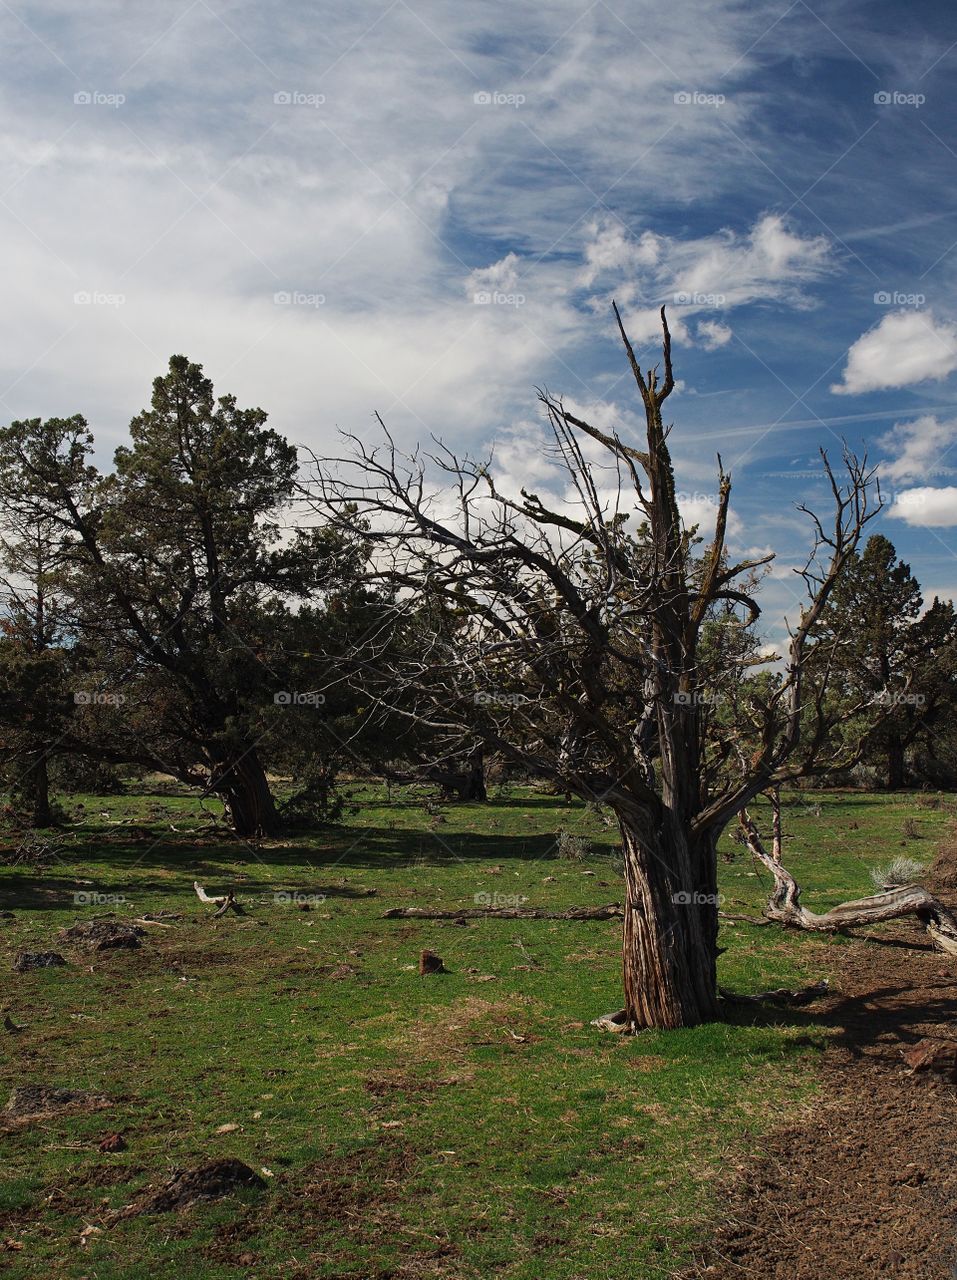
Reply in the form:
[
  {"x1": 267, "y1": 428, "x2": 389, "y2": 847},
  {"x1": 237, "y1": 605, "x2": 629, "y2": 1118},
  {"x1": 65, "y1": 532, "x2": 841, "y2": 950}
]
[
  {"x1": 618, "y1": 813, "x2": 720, "y2": 1030},
  {"x1": 213, "y1": 749, "x2": 278, "y2": 837},
  {"x1": 738, "y1": 806, "x2": 957, "y2": 956}
]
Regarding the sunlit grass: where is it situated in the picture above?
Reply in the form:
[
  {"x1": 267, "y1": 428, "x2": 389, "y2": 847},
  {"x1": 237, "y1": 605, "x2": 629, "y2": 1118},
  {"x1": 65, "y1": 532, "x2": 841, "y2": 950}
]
[{"x1": 0, "y1": 784, "x2": 951, "y2": 1278}]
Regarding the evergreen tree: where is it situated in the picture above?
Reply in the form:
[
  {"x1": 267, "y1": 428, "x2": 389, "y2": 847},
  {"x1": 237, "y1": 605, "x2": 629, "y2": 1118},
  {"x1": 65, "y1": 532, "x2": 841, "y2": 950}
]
[
  {"x1": 0, "y1": 360, "x2": 331, "y2": 836},
  {"x1": 817, "y1": 534, "x2": 957, "y2": 787}
]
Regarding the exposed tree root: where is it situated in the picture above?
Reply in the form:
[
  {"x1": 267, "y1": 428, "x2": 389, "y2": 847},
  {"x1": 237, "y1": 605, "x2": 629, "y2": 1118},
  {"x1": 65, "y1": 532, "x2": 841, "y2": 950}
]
[
  {"x1": 719, "y1": 979, "x2": 829, "y2": 1006},
  {"x1": 738, "y1": 804, "x2": 957, "y2": 956},
  {"x1": 591, "y1": 978, "x2": 831, "y2": 1031},
  {"x1": 590, "y1": 1009, "x2": 632, "y2": 1033}
]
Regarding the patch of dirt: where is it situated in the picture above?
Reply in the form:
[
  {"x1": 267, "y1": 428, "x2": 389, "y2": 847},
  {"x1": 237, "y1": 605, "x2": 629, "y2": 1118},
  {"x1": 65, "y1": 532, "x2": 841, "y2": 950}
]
[
  {"x1": 202, "y1": 1140, "x2": 459, "y2": 1277},
  {"x1": 4, "y1": 1085, "x2": 111, "y2": 1123},
  {"x1": 400, "y1": 994, "x2": 538, "y2": 1061},
  {"x1": 59, "y1": 919, "x2": 145, "y2": 951},
  {"x1": 364, "y1": 1069, "x2": 470, "y2": 1097},
  {"x1": 929, "y1": 835, "x2": 957, "y2": 891},
  {"x1": 117, "y1": 1158, "x2": 267, "y2": 1216},
  {"x1": 686, "y1": 917, "x2": 957, "y2": 1279},
  {"x1": 12, "y1": 951, "x2": 66, "y2": 972}
]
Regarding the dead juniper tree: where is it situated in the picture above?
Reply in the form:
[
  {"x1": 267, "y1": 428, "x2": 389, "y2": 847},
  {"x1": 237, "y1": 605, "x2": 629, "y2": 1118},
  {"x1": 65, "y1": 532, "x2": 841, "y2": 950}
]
[{"x1": 305, "y1": 304, "x2": 900, "y2": 1030}]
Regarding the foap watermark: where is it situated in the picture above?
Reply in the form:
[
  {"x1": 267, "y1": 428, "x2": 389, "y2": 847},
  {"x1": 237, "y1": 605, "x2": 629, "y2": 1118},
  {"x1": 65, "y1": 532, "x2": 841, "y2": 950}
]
[
  {"x1": 474, "y1": 691, "x2": 528, "y2": 706},
  {"x1": 273, "y1": 891, "x2": 327, "y2": 906},
  {"x1": 674, "y1": 290, "x2": 726, "y2": 307},
  {"x1": 74, "y1": 291, "x2": 125, "y2": 307},
  {"x1": 874, "y1": 291, "x2": 925, "y2": 308},
  {"x1": 473, "y1": 90, "x2": 525, "y2": 108},
  {"x1": 74, "y1": 690, "x2": 125, "y2": 707},
  {"x1": 676, "y1": 490, "x2": 720, "y2": 507},
  {"x1": 474, "y1": 891, "x2": 528, "y2": 908},
  {"x1": 874, "y1": 90, "x2": 925, "y2": 108},
  {"x1": 673, "y1": 691, "x2": 725, "y2": 707},
  {"x1": 473, "y1": 290, "x2": 525, "y2": 306},
  {"x1": 674, "y1": 90, "x2": 725, "y2": 107},
  {"x1": 274, "y1": 290, "x2": 325, "y2": 307},
  {"x1": 73, "y1": 891, "x2": 128, "y2": 906},
  {"x1": 872, "y1": 691, "x2": 926, "y2": 708},
  {"x1": 273, "y1": 90, "x2": 325, "y2": 107},
  {"x1": 274, "y1": 690, "x2": 326, "y2": 707},
  {"x1": 74, "y1": 90, "x2": 125, "y2": 108},
  {"x1": 672, "y1": 890, "x2": 723, "y2": 906}
]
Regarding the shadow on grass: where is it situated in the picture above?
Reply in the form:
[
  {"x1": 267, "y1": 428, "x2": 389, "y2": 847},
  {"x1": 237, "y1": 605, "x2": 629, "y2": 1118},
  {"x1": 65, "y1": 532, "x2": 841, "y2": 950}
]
[
  {"x1": 720, "y1": 976, "x2": 957, "y2": 1059},
  {"x1": 0, "y1": 825, "x2": 587, "y2": 911}
]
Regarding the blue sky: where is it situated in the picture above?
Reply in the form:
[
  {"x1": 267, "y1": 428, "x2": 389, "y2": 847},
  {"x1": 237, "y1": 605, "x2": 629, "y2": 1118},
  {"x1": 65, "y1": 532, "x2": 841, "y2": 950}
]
[{"x1": 1, "y1": 0, "x2": 956, "y2": 642}]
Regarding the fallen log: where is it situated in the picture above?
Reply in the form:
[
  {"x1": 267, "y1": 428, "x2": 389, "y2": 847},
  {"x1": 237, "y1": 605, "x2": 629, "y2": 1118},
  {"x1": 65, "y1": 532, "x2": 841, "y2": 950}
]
[
  {"x1": 738, "y1": 805, "x2": 957, "y2": 957},
  {"x1": 382, "y1": 903, "x2": 624, "y2": 921}
]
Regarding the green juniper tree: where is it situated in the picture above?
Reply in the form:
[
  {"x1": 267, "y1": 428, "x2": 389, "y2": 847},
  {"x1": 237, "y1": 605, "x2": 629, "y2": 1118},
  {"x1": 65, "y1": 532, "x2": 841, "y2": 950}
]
[
  {"x1": 816, "y1": 534, "x2": 957, "y2": 788},
  {"x1": 0, "y1": 360, "x2": 331, "y2": 836}
]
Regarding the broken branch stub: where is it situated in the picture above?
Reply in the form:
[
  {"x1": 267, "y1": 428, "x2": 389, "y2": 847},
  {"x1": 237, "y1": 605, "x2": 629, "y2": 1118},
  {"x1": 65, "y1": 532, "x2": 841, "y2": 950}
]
[{"x1": 193, "y1": 882, "x2": 247, "y2": 916}]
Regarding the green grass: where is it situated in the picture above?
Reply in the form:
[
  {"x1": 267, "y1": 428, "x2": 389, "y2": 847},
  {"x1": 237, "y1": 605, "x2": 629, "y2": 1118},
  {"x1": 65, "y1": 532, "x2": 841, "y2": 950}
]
[{"x1": 0, "y1": 785, "x2": 952, "y2": 1278}]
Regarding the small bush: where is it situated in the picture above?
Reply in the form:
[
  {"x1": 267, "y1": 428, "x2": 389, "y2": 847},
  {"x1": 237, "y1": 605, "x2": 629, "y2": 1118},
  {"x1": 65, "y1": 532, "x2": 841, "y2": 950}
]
[
  {"x1": 279, "y1": 764, "x2": 354, "y2": 827},
  {"x1": 869, "y1": 854, "x2": 924, "y2": 890},
  {"x1": 50, "y1": 755, "x2": 126, "y2": 795},
  {"x1": 0, "y1": 834, "x2": 67, "y2": 868},
  {"x1": 902, "y1": 817, "x2": 921, "y2": 839},
  {"x1": 557, "y1": 829, "x2": 592, "y2": 861}
]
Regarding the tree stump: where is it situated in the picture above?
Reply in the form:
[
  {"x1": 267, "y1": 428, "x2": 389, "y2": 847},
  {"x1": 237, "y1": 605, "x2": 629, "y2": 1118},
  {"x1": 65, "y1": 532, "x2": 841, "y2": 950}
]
[{"x1": 419, "y1": 949, "x2": 447, "y2": 975}]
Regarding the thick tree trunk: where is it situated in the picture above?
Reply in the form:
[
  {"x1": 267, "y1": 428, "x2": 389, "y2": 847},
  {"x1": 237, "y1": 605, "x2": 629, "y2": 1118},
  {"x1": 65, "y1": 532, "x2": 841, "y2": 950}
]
[
  {"x1": 432, "y1": 745, "x2": 487, "y2": 801},
  {"x1": 459, "y1": 745, "x2": 487, "y2": 801},
  {"x1": 617, "y1": 812, "x2": 720, "y2": 1030},
  {"x1": 216, "y1": 750, "x2": 279, "y2": 837},
  {"x1": 886, "y1": 733, "x2": 905, "y2": 790},
  {"x1": 21, "y1": 753, "x2": 52, "y2": 828}
]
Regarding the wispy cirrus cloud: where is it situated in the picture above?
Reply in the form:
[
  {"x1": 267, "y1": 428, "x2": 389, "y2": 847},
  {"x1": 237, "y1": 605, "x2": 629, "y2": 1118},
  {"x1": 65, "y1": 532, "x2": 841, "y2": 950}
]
[
  {"x1": 878, "y1": 413, "x2": 957, "y2": 481},
  {"x1": 2, "y1": 0, "x2": 957, "y2": 618}
]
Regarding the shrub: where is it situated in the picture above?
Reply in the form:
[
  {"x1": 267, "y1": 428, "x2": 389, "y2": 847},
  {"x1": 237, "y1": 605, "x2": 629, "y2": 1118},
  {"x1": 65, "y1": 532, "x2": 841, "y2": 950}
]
[
  {"x1": 557, "y1": 828, "x2": 592, "y2": 861},
  {"x1": 869, "y1": 854, "x2": 924, "y2": 890}
]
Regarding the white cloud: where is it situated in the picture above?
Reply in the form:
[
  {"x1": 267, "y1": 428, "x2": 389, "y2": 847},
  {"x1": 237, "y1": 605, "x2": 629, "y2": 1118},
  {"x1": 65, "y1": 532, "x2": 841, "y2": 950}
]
[
  {"x1": 887, "y1": 487, "x2": 957, "y2": 527},
  {"x1": 678, "y1": 492, "x2": 743, "y2": 540},
  {"x1": 466, "y1": 252, "x2": 522, "y2": 299},
  {"x1": 582, "y1": 213, "x2": 832, "y2": 349},
  {"x1": 580, "y1": 226, "x2": 663, "y2": 287},
  {"x1": 831, "y1": 311, "x2": 957, "y2": 395},
  {"x1": 878, "y1": 414, "x2": 957, "y2": 482},
  {"x1": 921, "y1": 584, "x2": 957, "y2": 606},
  {"x1": 697, "y1": 319, "x2": 732, "y2": 350},
  {"x1": 0, "y1": 0, "x2": 799, "y2": 452}
]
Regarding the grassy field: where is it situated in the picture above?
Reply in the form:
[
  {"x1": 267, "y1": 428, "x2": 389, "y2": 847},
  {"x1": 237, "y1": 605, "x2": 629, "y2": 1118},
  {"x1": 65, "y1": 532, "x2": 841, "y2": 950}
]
[{"x1": 1, "y1": 785, "x2": 952, "y2": 1279}]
